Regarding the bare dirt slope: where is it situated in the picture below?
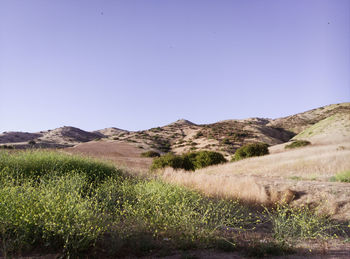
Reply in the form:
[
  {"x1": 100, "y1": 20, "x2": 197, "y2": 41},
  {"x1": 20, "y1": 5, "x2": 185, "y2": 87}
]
[{"x1": 65, "y1": 140, "x2": 152, "y2": 172}]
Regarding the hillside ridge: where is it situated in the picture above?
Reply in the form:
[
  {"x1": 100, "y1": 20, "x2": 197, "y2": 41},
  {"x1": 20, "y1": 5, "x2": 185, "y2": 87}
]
[{"x1": 1, "y1": 102, "x2": 349, "y2": 154}]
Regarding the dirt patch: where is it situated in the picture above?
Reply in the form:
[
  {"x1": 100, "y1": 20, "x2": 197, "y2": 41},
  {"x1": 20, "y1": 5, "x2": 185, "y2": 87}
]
[{"x1": 65, "y1": 140, "x2": 153, "y2": 172}]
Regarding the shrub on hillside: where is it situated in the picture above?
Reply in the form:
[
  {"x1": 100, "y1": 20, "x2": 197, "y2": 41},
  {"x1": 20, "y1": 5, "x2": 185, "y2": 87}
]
[
  {"x1": 151, "y1": 151, "x2": 227, "y2": 171},
  {"x1": 28, "y1": 140, "x2": 36, "y2": 145},
  {"x1": 141, "y1": 151, "x2": 161, "y2": 158},
  {"x1": 233, "y1": 142, "x2": 269, "y2": 161},
  {"x1": 285, "y1": 140, "x2": 311, "y2": 149},
  {"x1": 151, "y1": 153, "x2": 186, "y2": 171},
  {"x1": 191, "y1": 151, "x2": 227, "y2": 169}
]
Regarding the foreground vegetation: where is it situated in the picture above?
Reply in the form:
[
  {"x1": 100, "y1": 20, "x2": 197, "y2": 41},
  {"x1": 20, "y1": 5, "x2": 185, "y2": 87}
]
[
  {"x1": 0, "y1": 150, "x2": 346, "y2": 257},
  {"x1": 0, "y1": 150, "x2": 250, "y2": 257}
]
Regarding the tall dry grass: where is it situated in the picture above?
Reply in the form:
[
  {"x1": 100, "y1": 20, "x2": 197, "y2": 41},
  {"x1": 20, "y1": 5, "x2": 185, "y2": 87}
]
[
  {"x1": 162, "y1": 143, "x2": 350, "y2": 205},
  {"x1": 194, "y1": 143, "x2": 350, "y2": 179},
  {"x1": 163, "y1": 169, "x2": 281, "y2": 204}
]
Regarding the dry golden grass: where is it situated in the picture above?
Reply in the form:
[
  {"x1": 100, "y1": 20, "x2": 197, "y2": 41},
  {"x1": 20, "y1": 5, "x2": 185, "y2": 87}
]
[
  {"x1": 162, "y1": 143, "x2": 350, "y2": 214},
  {"x1": 193, "y1": 143, "x2": 350, "y2": 179},
  {"x1": 162, "y1": 169, "x2": 296, "y2": 205}
]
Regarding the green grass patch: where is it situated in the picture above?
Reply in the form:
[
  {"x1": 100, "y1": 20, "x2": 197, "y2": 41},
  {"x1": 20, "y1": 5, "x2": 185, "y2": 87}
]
[
  {"x1": 285, "y1": 140, "x2": 311, "y2": 149},
  {"x1": 0, "y1": 150, "x2": 121, "y2": 184},
  {"x1": 330, "y1": 170, "x2": 350, "y2": 182}
]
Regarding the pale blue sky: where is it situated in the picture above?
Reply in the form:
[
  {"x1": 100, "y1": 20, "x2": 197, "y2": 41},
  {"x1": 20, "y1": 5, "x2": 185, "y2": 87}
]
[{"x1": 0, "y1": 0, "x2": 349, "y2": 132}]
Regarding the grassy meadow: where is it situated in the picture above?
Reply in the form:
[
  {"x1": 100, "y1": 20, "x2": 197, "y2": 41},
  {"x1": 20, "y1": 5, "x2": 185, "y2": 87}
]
[{"x1": 0, "y1": 150, "x2": 348, "y2": 258}]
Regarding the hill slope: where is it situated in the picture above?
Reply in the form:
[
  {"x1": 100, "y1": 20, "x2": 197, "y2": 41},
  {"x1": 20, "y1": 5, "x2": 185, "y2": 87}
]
[
  {"x1": 268, "y1": 103, "x2": 350, "y2": 134},
  {"x1": 1, "y1": 102, "x2": 349, "y2": 155},
  {"x1": 292, "y1": 112, "x2": 350, "y2": 144},
  {"x1": 0, "y1": 126, "x2": 101, "y2": 148}
]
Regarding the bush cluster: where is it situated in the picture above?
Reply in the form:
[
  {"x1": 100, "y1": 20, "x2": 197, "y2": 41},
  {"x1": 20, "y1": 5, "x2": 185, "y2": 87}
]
[
  {"x1": 285, "y1": 140, "x2": 311, "y2": 149},
  {"x1": 151, "y1": 151, "x2": 227, "y2": 171},
  {"x1": 28, "y1": 140, "x2": 36, "y2": 145},
  {"x1": 140, "y1": 151, "x2": 160, "y2": 158},
  {"x1": 233, "y1": 142, "x2": 269, "y2": 161}
]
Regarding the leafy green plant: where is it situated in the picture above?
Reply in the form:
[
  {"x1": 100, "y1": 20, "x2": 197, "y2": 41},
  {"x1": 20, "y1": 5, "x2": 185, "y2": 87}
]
[
  {"x1": 266, "y1": 204, "x2": 338, "y2": 244},
  {"x1": 0, "y1": 174, "x2": 106, "y2": 256},
  {"x1": 330, "y1": 170, "x2": 350, "y2": 183},
  {"x1": 285, "y1": 140, "x2": 311, "y2": 149},
  {"x1": 232, "y1": 142, "x2": 269, "y2": 161}
]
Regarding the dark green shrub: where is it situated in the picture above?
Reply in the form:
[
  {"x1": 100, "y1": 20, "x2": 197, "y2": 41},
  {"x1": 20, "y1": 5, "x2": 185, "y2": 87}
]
[
  {"x1": 285, "y1": 140, "x2": 311, "y2": 149},
  {"x1": 0, "y1": 145, "x2": 14, "y2": 149},
  {"x1": 194, "y1": 131, "x2": 203, "y2": 138},
  {"x1": 28, "y1": 140, "x2": 36, "y2": 145},
  {"x1": 151, "y1": 151, "x2": 227, "y2": 171},
  {"x1": 141, "y1": 151, "x2": 160, "y2": 158},
  {"x1": 233, "y1": 142, "x2": 269, "y2": 161},
  {"x1": 221, "y1": 138, "x2": 231, "y2": 145},
  {"x1": 151, "y1": 153, "x2": 185, "y2": 171},
  {"x1": 190, "y1": 151, "x2": 227, "y2": 169}
]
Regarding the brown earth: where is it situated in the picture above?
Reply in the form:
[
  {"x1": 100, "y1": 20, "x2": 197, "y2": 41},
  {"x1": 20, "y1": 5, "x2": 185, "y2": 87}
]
[{"x1": 65, "y1": 140, "x2": 152, "y2": 172}]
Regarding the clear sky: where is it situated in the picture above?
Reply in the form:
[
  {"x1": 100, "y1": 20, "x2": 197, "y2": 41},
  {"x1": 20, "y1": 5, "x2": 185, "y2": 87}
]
[{"x1": 1, "y1": 0, "x2": 349, "y2": 132}]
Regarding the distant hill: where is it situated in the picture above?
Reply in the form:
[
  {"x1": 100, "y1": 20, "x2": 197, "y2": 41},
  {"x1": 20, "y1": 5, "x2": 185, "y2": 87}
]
[
  {"x1": 1, "y1": 103, "x2": 349, "y2": 154},
  {"x1": 0, "y1": 126, "x2": 101, "y2": 148},
  {"x1": 0, "y1": 131, "x2": 41, "y2": 144},
  {"x1": 93, "y1": 127, "x2": 127, "y2": 138}
]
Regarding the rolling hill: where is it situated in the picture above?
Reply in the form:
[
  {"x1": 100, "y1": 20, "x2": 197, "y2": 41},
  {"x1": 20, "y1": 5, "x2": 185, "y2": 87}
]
[{"x1": 1, "y1": 102, "x2": 349, "y2": 157}]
